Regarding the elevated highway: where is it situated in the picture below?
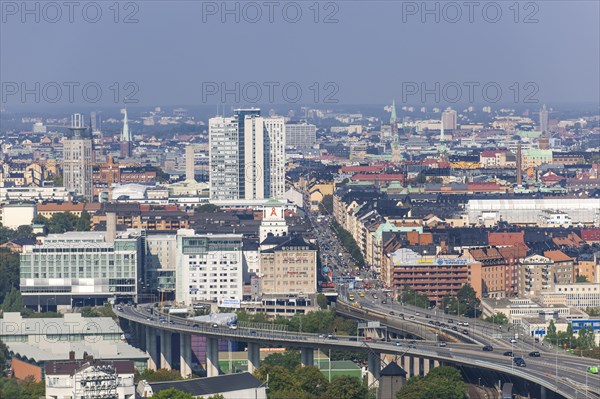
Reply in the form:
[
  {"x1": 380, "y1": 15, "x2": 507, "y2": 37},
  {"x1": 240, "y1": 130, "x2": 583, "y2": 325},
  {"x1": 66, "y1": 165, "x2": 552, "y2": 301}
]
[{"x1": 116, "y1": 305, "x2": 599, "y2": 399}]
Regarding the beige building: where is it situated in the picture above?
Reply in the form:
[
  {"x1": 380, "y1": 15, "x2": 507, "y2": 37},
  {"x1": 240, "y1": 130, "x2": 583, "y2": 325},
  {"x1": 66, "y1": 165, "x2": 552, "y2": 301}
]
[
  {"x1": 260, "y1": 236, "x2": 317, "y2": 295},
  {"x1": 518, "y1": 254, "x2": 573, "y2": 297}
]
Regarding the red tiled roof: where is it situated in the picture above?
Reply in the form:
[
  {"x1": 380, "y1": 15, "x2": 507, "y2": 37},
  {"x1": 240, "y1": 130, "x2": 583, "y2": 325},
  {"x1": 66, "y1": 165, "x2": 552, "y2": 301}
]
[
  {"x1": 351, "y1": 174, "x2": 404, "y2": 182},
  {"x1": 581, "y1": 228, "x2": 600, "y2": 242},
  {"x1": 488, "y1": 231, "x2": 525, "y2": 247},
  {"x1": 544, "y1": 250, "x2": 573, "y2": 262},
  {"x1": 341, "y1": 165, "x2": 385, "y2": 174}
]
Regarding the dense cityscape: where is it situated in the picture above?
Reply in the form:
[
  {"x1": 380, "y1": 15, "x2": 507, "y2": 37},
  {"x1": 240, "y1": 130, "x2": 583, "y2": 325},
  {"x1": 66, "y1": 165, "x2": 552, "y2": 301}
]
[
  {"x1": 1, "y1": 1, "x2": 600, "y2": 399},
  {"x1": 0, "y1": 101, "x2": 598, "y2": 399}
]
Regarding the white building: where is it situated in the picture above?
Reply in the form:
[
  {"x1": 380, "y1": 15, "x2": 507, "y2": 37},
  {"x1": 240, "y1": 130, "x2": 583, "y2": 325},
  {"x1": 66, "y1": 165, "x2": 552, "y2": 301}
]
[
  {"x1": 45, "y1": 357, "x2": 135, "y2": 399},
  {"x1": 441, "y1": 108, "x2": 458, "y2": 131},
  {"x1": 0, "y1": 186, "x2": 71, "y2": 202},
  {"x1": 0, "y1": 203, "x2": 36, "y2": 229},
  {"x1": 259, "y1": 200, "x2": 289, "y2": 244},
  {"x1": 176, "y1": 230, "x2": 244, "y2": 305},
  {"x1": 19, "y1": 230, "x2": 142, "y2": 310},
  {"x1": 209, "y1": 109, "x2": 286, "y2": 201},
  {"x1": 285, "y1": 122, "x2": 316, "y2": 148},
  {"x1": 63, "y1": 114, "x2": 94, "y2": 201}
]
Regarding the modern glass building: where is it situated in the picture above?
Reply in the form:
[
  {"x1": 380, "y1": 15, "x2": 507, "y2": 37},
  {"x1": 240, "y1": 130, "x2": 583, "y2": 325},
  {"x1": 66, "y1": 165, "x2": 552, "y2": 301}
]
[{"x1": 19, "y1": 231, "x2": 143, "y2": 310}]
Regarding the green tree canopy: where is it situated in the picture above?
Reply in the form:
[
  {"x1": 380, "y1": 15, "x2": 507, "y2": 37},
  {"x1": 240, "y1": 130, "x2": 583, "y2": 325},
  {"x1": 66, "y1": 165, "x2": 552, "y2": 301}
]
[
  {"x1": 484, "y1": 312, "x2": 509, "y2": 326},
  {"x1": 261, "y1": 351, "x2": 300, "y2": 372},
  {"x1": 396, "y1": 366, "x2": 467, "y2": 399},
  {"x1": 152, "y1": 388, "x2": 194, "y2": 399},
  {"x1": 323, "y1": 375, "x2": 367, "y2": 399},
  {"x1": 295, "y1": 365, "x2": 329, "y2": 397}
]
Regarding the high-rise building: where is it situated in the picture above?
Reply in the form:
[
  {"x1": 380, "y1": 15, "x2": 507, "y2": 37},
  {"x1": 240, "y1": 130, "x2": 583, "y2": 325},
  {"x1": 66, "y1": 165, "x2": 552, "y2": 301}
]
[
  {"x1": 120, "y1": 108, "x2": 132, "y2": 158},
  {"x1": 539, "y1": 104, "x2": 549, "y2": 133},
  {"x1": 441, "y1": 108, "x2": 457, "y2": 131},
  {"x1": 63, "y1": 113, "x2": 93, "y2": 201},
  {"x1": 209, "y1": 109, "x2": 286, "y2": 201},
  {"x1": 285, "y1": 122, "x2": 316, "y2": 148},
  {"x1": 185, "y1": 144, "x2": 196, "y2": 182},
  {"x1": 175, "y1": 230, "x2": 244, "y2": 304}
]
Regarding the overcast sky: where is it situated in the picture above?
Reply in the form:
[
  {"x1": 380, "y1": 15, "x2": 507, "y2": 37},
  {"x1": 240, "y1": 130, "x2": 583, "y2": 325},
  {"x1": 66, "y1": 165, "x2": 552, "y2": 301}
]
[{"x1": 1, "y1": 1, "x2": 599, "y2": 108}]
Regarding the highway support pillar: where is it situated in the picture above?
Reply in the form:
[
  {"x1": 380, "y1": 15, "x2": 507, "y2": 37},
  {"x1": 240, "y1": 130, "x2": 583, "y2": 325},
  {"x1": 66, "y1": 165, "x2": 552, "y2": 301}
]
[
  {"x1": 145, "y1": 327, "x2": 158, "y2": 371},
  {"x1": 422, "y1": 358, "x2": 430, "y2": 376},
  {"x1": 540, "y1": 386, "x2": 547, "y2": 399},
  {"x1": 433, "y1": 359, "x2": 440, "y2": 368},
  {"x1": 136, "y1": 323, "x2": 145, "y2": 349},
  {"x1": 247, "y1": 342, "x2": 261, "y2": 373},
  {"x1": 206, "y1": 337, "x2": 219, "y2": 377},
  {"x1": 179, "y1": 333, "x2": 192, "y2": 378},
  {"x1": 403, "y1": 356, "x2": 412, "y2": 378},
  {"x1": 301, "y1": 348, "x2": 314, "y2": 367},
  {"x1": 159, "y1": 330, "x2": 172, "y2": 370},
  {"x1": 367, "y1": 352, "x2": 381, "y2": 387}
]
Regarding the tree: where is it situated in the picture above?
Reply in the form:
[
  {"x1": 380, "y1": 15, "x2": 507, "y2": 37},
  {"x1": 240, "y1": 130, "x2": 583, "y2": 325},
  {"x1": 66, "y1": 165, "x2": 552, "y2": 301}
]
[
  {"x1": 323, "y1": 375, "x2": 367, "y2": 399},
  {"x1": 484, "y1": 312, "x2": 508, "y2": 326},
  {"x1": 262, "y1": 351, "x2": 300, "y2": 372},
  {"x1": 443, "y1": 285, "x2": 480, "y2": 318},
  {"x1": 396, "y1": 366, "x2": 466, "y2": 399},
  {"x1": 320, "y1": 195, "x2": 333, "y2": 214},
  {"x1": 152, "y1": 388, "x2": 194, "y2": 399},
  {"x1": 135, "y1": 369, "x2": 183, "y2": 383},
  {"x1": 398, "y1": 286, "x2": 430, "y2": 309},
  {"x1": 0, "y1": 250, "x2": 20, "y2": 304},
  {"x1": 331, "y1": 222, "x2": 365, "y2": 267},
  {"x1": 576, "y1": 275, "x2": 589, "y2": 283},
  {"x1": 196, "y1": 204, "x2": 221, "y2": 213},
  {"x1": 255, "y1": 365, "x2": 301, "y2": 395},
  {"x1": 295, "y1": 365, "x2": 329, "y2": 397},
  {"x1": 75, "y1": 211, "x2": 91, "y2": 231},
  {"x1": 316, "y1": 294, "x2": 328, "y2": 310},
  {"x1": 1, "y1": 288, "x2": 24, "y2": 312}
]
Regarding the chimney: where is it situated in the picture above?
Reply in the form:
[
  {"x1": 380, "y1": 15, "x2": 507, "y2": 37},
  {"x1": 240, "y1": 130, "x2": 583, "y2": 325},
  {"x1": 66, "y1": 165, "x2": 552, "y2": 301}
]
[
  {"x1": 69, "y1": 351, "x2": 75, "y2": 361},
  {"x1": 106, "y1": 211, "x2": 117, "y2": 243}
]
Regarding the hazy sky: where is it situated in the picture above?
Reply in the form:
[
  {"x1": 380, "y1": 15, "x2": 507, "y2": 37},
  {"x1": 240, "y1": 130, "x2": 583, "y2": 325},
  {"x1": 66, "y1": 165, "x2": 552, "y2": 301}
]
[{"x1": 1, "y1": 1, "x2": 599, "y2": 108}]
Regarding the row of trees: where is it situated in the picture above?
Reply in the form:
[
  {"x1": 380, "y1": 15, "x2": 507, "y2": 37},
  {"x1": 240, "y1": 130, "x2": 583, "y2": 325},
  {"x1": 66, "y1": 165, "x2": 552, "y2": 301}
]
[
  {"x1": 442, "y1": 285, "x2": 481, "y2": 318},
  {"x1": 331, "y1": 222, "x2": 365, "y2": 267},
  {"x1": 255, "y1": 350, "x2": 372, "y2": 399},
  {"x1": 398, "y1": 286, "x2": 430, "y2": 309},
  {"x1": 32, "y1": 211, "x2": 91, "y2": 234},
  {"x1": 396, "y1": 366, "x2": 467, "y2": 399},
  {"x1": 236, "y1": 310, "x2": 357, "y2": 336},
  {"x1": 545, "y1": 320, "x2": 597, "y2": 351}
]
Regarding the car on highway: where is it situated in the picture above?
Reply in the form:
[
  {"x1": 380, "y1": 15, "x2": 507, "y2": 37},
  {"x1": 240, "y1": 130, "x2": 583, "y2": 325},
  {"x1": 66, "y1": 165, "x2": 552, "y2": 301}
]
[
  {"x1": 327, "y1": 334, "x2": 338, "y2": 340},
  {"x1": 415, "y1": 312, "x2": 420, "y2": 316},
  {"x1": 528, "y1": 351, "x2": 540, "y2": 357},
  {"x1": 428, "y1": 321, "x2": 434, "y2": 325},
  {"x1": 482, "y1": 345, "x2": 494, "y2": 352},
  {"x1": 211, "y1": 323, "x2": 219, "y2": 328},
  {"x1": 192, "y1": 323, "x2": 200, "y2": 328},
  {"x1": 229, "y1": 324, "x2": 238, "y2": 330},
  {"x1": 503, "y1": 351, "x2": 513, "y2": 357},
  {"x1": 394, "y1": 341, "x2": 401, "y2": 346},
  {"x1": 381, "y1": 300, "x2": 387, "y2": 304},
  {"x1": 451, "y1": 326, "x2": 458, "y2": 331},
  {"x1": 438, "y1": 342, "x2": 447, "y2": 347},
  {"x1": 462, "y1": 330, "x2": 469, "y2": 335},
  {"x1": 513, "y1": 357, "x2": 526, "y2": 367},
  {"x1": 250, "y1": 330, "x2": 257, "y2": 336},
  {"x1": 389, "y1": 311, "x2": 395, "y2": 316},
  {"x1": 447, "y1": 319, "x2": 454, "y2": 323},
  {"x1": 587, "y1": 366, "x2": 599, "y2": 374},
  {"x1": 509, "y1": 338, "x2": 517, "y2": 343}
]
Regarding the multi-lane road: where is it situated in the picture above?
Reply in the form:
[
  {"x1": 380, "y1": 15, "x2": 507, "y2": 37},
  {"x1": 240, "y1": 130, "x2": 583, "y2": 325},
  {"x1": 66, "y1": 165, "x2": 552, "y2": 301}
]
[{"x1": 303, "y1": 203, "x2": 600, "y2": 398}]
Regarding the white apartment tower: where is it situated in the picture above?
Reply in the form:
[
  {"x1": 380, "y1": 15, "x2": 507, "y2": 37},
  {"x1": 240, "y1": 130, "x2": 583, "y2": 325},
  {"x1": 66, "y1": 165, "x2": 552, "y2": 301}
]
[
  {"x1": 441, "y1": 108, "x2": 458, "y2": 131},
  {"x1": 209, "y1": 109, "x2": 285, "y2": 201},
  {"x1": 63, "y1": 113, "x2": 93, "y2": 201}
]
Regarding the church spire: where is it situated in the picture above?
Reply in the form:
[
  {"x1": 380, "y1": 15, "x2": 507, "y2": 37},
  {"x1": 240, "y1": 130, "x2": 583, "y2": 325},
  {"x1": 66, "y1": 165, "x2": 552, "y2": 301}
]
[{"x1": 121, "y1": 108, "x2": 131, "y2": 142}]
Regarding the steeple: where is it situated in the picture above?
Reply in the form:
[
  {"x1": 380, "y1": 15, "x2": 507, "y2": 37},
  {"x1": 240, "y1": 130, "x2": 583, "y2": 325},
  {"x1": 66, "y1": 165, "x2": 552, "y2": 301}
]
[
  {"x1": 390, "y1": 99, "x2": 397, "y2": 126},
  {"x1": 121, "y1": 108, "x2": 131, "y2": 142}
]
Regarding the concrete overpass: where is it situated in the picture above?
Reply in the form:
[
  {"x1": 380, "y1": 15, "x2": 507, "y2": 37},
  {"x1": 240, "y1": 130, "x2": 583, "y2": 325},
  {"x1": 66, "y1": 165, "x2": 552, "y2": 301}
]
[{"x1": 116, "y1": 305, "x2": 599, "y2": 399}]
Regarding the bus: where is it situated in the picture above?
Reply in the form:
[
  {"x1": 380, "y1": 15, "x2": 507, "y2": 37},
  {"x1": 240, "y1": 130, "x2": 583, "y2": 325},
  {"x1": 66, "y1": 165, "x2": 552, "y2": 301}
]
[{"x1": 348, "y1": 294, "x2": 355, "y2": 301}]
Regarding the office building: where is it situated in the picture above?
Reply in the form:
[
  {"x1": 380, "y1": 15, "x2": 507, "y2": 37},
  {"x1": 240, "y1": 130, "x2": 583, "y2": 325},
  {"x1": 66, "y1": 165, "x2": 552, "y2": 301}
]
[
  {"x1": 63, "y1": 113, "x2": 94, "y2": 201},
  {"x1": 441, "y1": 108, "x2": 457, "y2": 131},
  {"x1": 175, "y1": 230, "x2": 243, "y2": 305},
  {"x1": 260, "y1": 235, "x2": 318, "y2": 295},
  {"x1": 185, "y1": 144, "x2": 196, "y2": 182},
  {"x1": 19, "y1": 225, "x2": 142, "y2": 310},
  {"x1": 209, "y1": 109, "x2": 286, "y2": 201},
  {"x1": 285, "y1": 122, "x2": 316, "y2": 148}
]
